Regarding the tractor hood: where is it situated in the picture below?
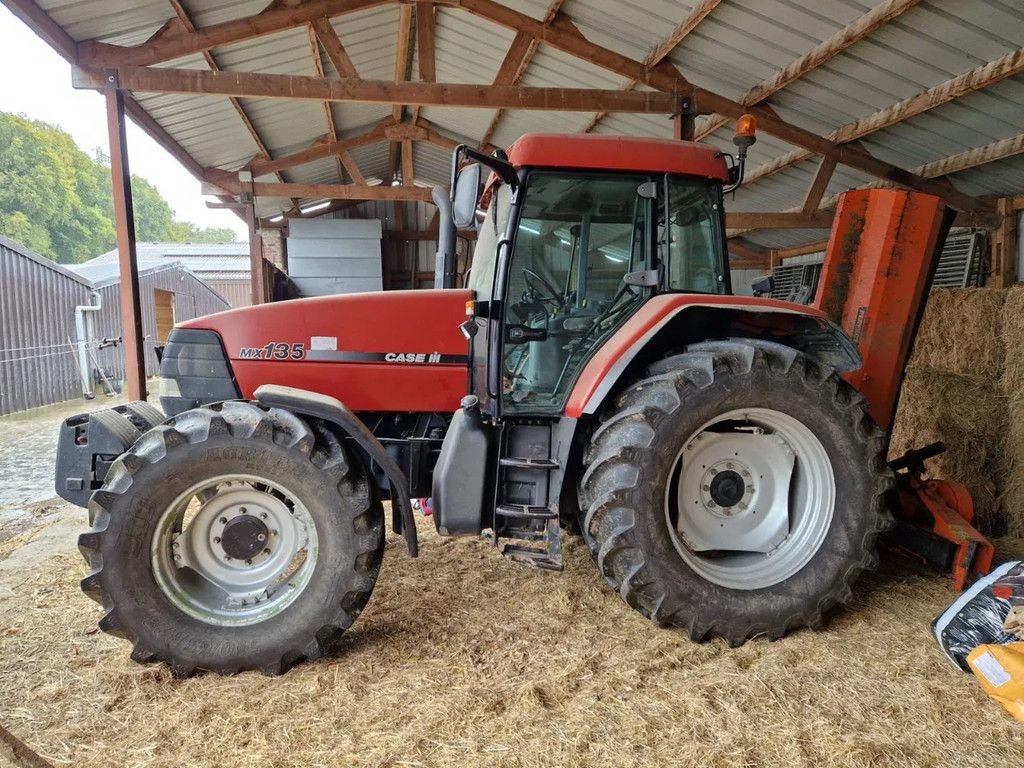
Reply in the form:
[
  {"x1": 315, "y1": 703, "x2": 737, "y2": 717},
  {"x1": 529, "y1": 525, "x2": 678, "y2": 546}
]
[{"x1": 179, "y1": 289, "x2": 472, "y2": 413}]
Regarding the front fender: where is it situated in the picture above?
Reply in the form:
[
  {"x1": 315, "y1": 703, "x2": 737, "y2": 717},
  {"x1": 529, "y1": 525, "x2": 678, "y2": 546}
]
[
  {"x1": 565, "y1": 295, "x2": 861, "y2": 419},
  {"x1": 255, "y1": 384, "x2": 418, "y2": 557}
]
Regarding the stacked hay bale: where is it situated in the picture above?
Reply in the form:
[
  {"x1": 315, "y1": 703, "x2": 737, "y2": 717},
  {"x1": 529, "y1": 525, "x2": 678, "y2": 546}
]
[
  {"x1": 1000, "y1": 286, "x2": 1024, "y2": 535},
  {"x1": 889, "y1": 288, "x2": 1010, "y2": 534}
]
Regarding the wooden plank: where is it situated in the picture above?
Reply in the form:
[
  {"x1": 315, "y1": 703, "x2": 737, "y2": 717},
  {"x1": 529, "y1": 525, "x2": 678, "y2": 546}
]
[
  {"x1": 72, "y1": 65, "x2": 685, "y2": 113},
  {"x1": 393, "y1": 4, "x2": 414, "y2": 123},
  {"x1": 992, "y1": 197, "x2": 1018, "y2": 287},
  {"x1": 306, "y1": 21, "x2": 346, "y2": 183},
  {"x1": 78, "y1": 0, "x2": 388, "y2": 67},
  {"x1": 588, "y1": 0, "x2": 720, "y2": 133},
  {"x1": 742, "y1": 48, "x2": 1024, "y2": 191},
  {"x1": 214, "y1": 180, "x2": 436, "y2": 201},
  {"x1": 339, "y1": 150, "x2": 366, "y2": 184},
  {"x1": 402, "y1": 138, "x2": 415, "y2": 186},
  {"x1": 801, "y1": 154, "x2": 838, "y2": 212},
  {"x1": 457, "y1": 0, "x2": 992, "y2": 213},
  {"x1": 480, "y1": 0, "x2": 563, "y2": 149},
  {"x1": 248, "y1": 121, "x2": 390, "y2": 175},
  {"x1": 416, "y1": 2, "x2": 436, "y2": 82},
  {"x1": 311, "y1": 17, "x2": 359, "y2": 77},
  {"x1": 696, "y1": 0, "x2": 922, "y2": 140},
  {"x1": 724, "y1": 211, "x2": 834, "y2": 229}
]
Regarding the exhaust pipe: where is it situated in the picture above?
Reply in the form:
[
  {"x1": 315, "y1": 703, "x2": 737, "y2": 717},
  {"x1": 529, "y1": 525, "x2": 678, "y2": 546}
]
[
  {"x1": 74, "y1": 291, "x2": 102, "y2": 399},
  {"x1": 432, "y1": 186, "x2": 457, "y2": 289}
]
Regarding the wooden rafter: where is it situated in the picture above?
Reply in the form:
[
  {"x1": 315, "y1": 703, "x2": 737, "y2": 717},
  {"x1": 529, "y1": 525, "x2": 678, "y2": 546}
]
[
  {"x1": 389, "y1": 4, "x2": 415, "y2": 182},
  {"x1": 306, "y1": 21, "x2": 346, "y2": 183},
  {"x1": 450, "y1": 0, "x2": 992, "y2": 214},
  {"x1": 695, "y1": 0, "x2": 923, "y2": 141},
  {"x1": 480, "y1": 0, "x2": 565, "y2": 150},
  {"x1": 311, "y1": 17, "x2": 359, "y2": 77},
  {"x1": 72, "y1": 66, "x2": 690, "y2": 113},
  {"x1": 743, "y1": 47, "x2": 1024, "y2": 189},
  {"x1": 802, "y1": 155, "x2": 838, "y2": 213},
  {"x1": 402, "y1": 138, "x2": 415, "y2": 186},
  {"x1": 167, "y1": 0, "x2": 280, "y2": 172},
  {"x1": 250, "y1": 121, "x2": 391, "y2": 176},
  {"x1": 206, "y1": 175, "x2": 435, "y2": 201},
  {"x1": 410, "y1": 2, "x2": 436, "y2": 124},
  {"x1": 585, "y1": 0, "x2": 720, "y2": 134}
]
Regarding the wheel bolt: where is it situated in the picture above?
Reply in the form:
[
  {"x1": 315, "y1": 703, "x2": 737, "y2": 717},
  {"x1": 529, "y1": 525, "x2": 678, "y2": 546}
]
[
  {"x1": 219, "y1": 517, "x2": 227, "y2": 524},
  {"x1": 173, "y1": 554, "x2": 180, "y2": 561},
  {"x1": 264, "y1": 548, "x2": 271, "y2": 555},
  {"x1": 224, "y1": 555, "x2": 232, "y2": 561},
  {"x1": 240, "y1": 507, "x2": 247, "y2": 514},
  {"x1": 271, "y1": 530, "x2": 278, "y2": 536},
  {"x1": 261, "y1": 512, "x2": 268, "y2": 519},
  {"x1": 246, "y1": 559, "x2": 253, "y2": 565},
  {"x1": 214, "y1": 536, "x2": 221, "y2": 544},
  {"x1": 257, "y1": 533, "x2": 267, "y2": 542},
  {"x1": 702, "y1": 484, "x2": 710, "y2": 492}
]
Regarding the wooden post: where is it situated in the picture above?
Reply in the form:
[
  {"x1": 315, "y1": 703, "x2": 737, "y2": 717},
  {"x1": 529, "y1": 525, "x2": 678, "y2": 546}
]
[
  {"x1": 104, "y1": 85, "x2": 147, "y2": 401},
  {"x1": 992, "y1": 197, "x2": 1019, "y2": 287},
  {"x1": 672, "y1": 113, "x2": 695, "y2": 141},
  {"x1": 241, "y1": 178, "x2": 268, "y2": 307}
]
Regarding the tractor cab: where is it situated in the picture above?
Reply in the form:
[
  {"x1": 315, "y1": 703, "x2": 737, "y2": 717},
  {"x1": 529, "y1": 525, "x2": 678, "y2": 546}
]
[{"x1": 450, "y1": 133, "x2": 745, "y2": 419}]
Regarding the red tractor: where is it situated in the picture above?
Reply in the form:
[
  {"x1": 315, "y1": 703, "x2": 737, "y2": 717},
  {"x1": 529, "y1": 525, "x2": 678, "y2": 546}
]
[{"x1": 56, "y1": 120, "x2": 958, "y2": 677}]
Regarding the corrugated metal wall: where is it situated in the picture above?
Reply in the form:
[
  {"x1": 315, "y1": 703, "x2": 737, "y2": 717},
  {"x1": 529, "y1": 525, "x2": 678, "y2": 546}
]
[
  {"x1": 287, "y1": 218, "x2": 383, "y2": 296},
  {"x1": 0, "y1": 236, "x2": 95, "y2": 415},
  {"x1": 205, "y1": 278, "x2": 251, "y2": 308},
  {"x1": 92, "y1": 265, "x2": 231, "y2": 381}
]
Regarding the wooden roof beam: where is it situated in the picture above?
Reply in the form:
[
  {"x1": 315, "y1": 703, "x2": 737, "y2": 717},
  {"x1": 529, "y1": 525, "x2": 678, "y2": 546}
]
[
  {"x1": 307, "y1": 20, "x2": 346, "y2": 182},
  {"x1": 586, "y1": 0, "x2": 721, "y2": 134},
  {"x1": 481, "y1": 0, "x2": 565, "y2": 150},
  {"x1": 451, "y1": 0, "x2": 992, "y2": 214},
  {"x1": 249, "y1": 120, "x2": 391, "y2": 175},
  {"x1": 742, "y1": 48, "x2": 1024, "y2": 189},
  {"x1": 78, "y1": 0, "x2": 389, "y2": 67},
  {"x1": 206, "y1": 175, "x2": 435, "y2": 201},
  {"x1": 72, "y1": 66, "x2": 690, "y2": 113},
  {"x1": 695, "y1": 0, "x2": 923, "y2": 140}
]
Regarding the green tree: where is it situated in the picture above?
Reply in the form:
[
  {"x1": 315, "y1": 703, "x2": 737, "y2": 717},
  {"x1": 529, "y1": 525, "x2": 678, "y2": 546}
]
[{"x1": 0, "y1": 112, "x2": 238, "y2": 263}]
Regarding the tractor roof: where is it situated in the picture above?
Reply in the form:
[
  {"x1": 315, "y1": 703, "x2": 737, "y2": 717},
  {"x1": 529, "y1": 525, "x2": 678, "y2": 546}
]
[{"x1": 506, "y1": 134, "x2": 730, "y2": 182}]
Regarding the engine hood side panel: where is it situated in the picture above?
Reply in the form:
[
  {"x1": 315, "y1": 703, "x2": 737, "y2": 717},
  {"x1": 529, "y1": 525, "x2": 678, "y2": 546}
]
[{"x1": 179, "y1": 289, "x2": 473, "y2": 413}]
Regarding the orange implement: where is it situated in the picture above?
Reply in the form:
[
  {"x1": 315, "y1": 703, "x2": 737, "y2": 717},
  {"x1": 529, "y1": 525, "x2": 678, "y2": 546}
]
[
  {"x1": 814, "y1": 189, "x2": 955, "y2": 431},
  {"x1": 889, "y1": 443, "x2": 995, "y2": 592}
]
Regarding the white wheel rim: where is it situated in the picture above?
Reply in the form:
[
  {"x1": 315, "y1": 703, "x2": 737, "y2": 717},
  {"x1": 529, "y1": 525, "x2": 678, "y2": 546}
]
[
  {"x1": 664, "y1": 408, "x2": 835, "y2": 590},
  {"x1": 151, "y1": 474, "x2": 319, "y2": 626}
]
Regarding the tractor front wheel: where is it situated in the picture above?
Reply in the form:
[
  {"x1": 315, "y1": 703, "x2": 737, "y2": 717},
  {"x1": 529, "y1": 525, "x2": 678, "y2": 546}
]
[
  {"x1": 78, "y1": 401, "x2": 384, "y2": 676},
  {"x1": 579, "y1": 340, "x2": 892, "y2": 646}
]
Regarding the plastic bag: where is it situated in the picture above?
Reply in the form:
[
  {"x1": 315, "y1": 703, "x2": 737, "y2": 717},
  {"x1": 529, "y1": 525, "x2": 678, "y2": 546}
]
[
  {"x1": 932, "y1": 561, "x2": 1022, "y2": 671},
  {"x1": 967, "y1": 643, "x2": 1024, "y2": 722}
]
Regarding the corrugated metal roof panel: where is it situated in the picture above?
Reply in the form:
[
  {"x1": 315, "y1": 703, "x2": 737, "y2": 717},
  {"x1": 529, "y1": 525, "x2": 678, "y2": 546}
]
[
  {"x1": 561, "y1": 0, "x2": 686, "y2": 63},
  {"x1": 412, "y1": 142, "x2": 451, "y2": 186},
  {"x1": 433, "y1": 8, "x2": 515, "y2": 85},
  {"x1": 333, "y1": 5, "x2": 400, "y2": 81}
]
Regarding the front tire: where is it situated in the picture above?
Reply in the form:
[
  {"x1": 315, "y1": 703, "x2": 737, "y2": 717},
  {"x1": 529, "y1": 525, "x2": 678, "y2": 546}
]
[
  {"x1": 78, "y1": 401, "x2": 384, "y2": 676},
  {"x1": 578, "y1": 340, "x2": 892, "y2": 646}
]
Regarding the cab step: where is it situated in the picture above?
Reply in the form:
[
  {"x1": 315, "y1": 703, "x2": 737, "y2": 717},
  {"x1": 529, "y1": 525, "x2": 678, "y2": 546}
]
[
  {"x1": 498, "y1": 457, "x2": 560, "y2": 470},
  {"x1": 500, "y1": 517, "x2": 563, "y2": 571},
  {"x1": 495, "y1": 503, "x2": 558, "y2": 520}
]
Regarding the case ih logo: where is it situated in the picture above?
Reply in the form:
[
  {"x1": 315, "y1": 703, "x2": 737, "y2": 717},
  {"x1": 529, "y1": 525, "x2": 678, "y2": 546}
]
[{"x1": 384, "y1": 352, "x2": 443, "y2": 363}]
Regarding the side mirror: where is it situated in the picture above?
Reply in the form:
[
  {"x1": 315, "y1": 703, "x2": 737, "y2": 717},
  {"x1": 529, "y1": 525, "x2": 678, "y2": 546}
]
[{"x1": 452, "y1": 163, "x2": 481, "y2": 230}]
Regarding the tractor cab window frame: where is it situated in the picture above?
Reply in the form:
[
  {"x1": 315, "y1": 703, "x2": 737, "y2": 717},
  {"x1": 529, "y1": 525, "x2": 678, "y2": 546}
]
[{"x1": 660, "y1": 175, "x2": 729, "y2": 296}]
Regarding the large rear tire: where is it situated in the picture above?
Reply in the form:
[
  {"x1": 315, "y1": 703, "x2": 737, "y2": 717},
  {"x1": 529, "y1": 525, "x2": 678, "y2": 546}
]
[
  {"x1": 78, "y1": 401, "x2": 384, "y2": 676},
  {"x1": 578, "y1": 340, "x2": 892, "y2": 646}
]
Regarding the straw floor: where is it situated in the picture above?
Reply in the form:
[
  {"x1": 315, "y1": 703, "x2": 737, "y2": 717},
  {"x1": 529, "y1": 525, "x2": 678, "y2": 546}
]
[{"x1": 2, "y1": 513, "x2": 1024, "y2": 768}]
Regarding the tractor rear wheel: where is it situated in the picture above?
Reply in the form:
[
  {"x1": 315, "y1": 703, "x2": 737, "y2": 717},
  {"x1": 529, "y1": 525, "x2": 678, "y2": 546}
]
[
  {"x1": 78, "y1": 401, "x2": 384, "y2": 676},
  {"x1": 578, "y1": 340, "x2": 892, "y2": 646}
]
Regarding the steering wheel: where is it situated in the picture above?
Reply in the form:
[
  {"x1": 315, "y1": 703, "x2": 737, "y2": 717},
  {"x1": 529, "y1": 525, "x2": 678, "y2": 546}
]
[{"x1": 522, "y1": 268, "x2": 562, "y2": 307}]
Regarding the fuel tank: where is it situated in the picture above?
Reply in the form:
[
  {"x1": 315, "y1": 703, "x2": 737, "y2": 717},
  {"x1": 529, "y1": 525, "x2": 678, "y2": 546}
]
[{"x1": 178, "y1": 289, "x2": 472, "y2": 413}]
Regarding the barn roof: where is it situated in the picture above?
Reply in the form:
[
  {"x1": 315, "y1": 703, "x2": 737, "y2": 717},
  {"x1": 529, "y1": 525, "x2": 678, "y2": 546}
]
[{"x1": 7, "y1": 0, "x2": 1024, "y2": 256}]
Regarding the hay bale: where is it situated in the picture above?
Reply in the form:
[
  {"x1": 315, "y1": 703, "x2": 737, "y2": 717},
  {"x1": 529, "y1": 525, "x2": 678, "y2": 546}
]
[
  {"x1": 1000, "y1": 285, "x2": 1024, "y2": 394},
  {"x1": 890, "y1": 365, "x2": 1008, "y2": 533},
  {"x1": 996, "y1": 286, "x2": 1024, "y2": 535},
  {"x1": 908, "y1": 287, "x2": 1007, "y2": 379}
]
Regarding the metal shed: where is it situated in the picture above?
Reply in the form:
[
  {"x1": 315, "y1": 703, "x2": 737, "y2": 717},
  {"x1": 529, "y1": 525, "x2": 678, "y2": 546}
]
[
  {"x1": 0, "y1": 235, "x2": 95, "y2": 415},
  {"x1": 69, "y1": 260, "x2": 231, "y2": 380}
]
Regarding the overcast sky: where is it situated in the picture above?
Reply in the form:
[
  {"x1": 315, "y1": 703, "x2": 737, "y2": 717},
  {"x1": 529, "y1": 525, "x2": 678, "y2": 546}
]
[{"x1": 0, "y1": 6, "x2": 249, "y2": 240}]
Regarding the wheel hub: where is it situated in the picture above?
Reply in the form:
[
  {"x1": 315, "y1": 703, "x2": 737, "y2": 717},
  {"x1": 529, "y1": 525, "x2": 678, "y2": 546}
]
[
  {"x1": 220, "y1": 514, "x2": 270, "y2": 561},
  {"x1": 706, "y1": 467, "x2": 749, "y2": 512},
  {"x1": 677, "y1": 430, "x2": 795, "y2": 553}
]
